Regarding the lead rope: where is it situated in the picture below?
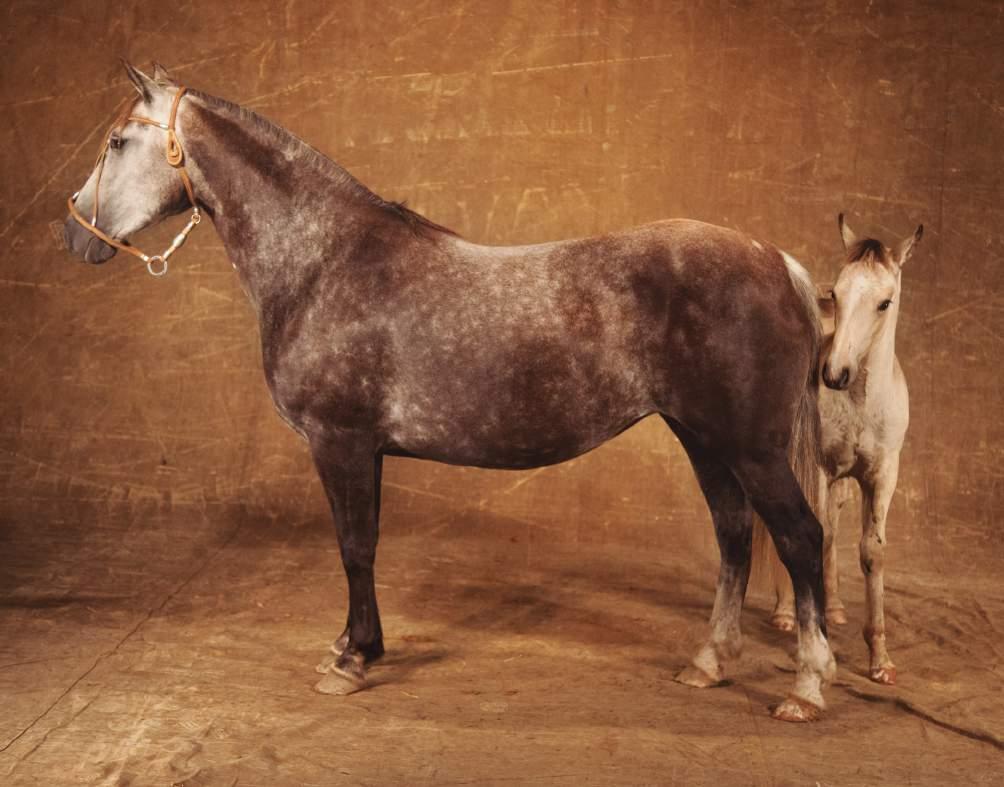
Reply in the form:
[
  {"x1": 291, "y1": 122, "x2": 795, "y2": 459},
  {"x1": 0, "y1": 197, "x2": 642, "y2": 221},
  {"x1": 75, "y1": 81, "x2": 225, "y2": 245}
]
[{"x1": 67, "y1": 86, "x2": 201, "y2": 277}]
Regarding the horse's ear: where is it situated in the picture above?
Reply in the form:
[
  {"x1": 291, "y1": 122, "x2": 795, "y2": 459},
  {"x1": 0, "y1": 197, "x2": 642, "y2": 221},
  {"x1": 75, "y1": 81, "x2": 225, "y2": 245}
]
[
  {"x1": 152, "y1": 62, "x2": 174, "y2": 85},
  {"x1": 894, "y1": 224, "x2": 924, "y2": 267},
  {"x1": 121, "y1": 59, "x2": 155, "y2": 102},
  {"x1": 837, "y1": 213, "x2": 857, "y2": 253}
]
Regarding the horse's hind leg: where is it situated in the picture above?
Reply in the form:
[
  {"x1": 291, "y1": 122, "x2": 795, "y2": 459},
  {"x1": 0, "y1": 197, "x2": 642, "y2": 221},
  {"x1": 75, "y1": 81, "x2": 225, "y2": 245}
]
[
  {"x1": 309, "y1": 435, "x2": 385, "y2": 695},
  {"x1": 735, "y1": 454, "x2": 836, "y2": 721},
  {"x1": 667, "y1": 421, "x2": 752, "y2": 688},
  {"x1": 770, "y1": 471, "x2": 844, "y2": 630},
  {"x1": 860, "y1": 456, "x2": 899, "y2": 684}
]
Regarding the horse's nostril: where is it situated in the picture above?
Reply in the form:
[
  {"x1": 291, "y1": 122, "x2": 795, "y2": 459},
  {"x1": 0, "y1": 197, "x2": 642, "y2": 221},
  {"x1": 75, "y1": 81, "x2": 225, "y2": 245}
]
[{"x1": 838, "y1": 368, "x2": 850, "y2": 389}]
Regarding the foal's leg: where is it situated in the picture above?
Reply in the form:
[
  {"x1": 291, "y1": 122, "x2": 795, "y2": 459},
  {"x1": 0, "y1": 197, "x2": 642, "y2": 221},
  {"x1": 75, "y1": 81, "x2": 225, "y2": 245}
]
[
  {"x1": 669, "y1": 426, "x2": 753, "y2": 688},
  {"x1": 310, "y1": 436, "x2": 385, "y2": 695},
  {"x1": 769, "y1": 537, "x2": 796, "y2": 632},
  {"x1": 737, "y1": 456, "x2": 836, "y2": 721},
  {"x1": 823, "y1": 477, "x2": 853, "y2": 625},
  {"x1": 860, "y1": 456, "x2": 899, "y2": 685}
]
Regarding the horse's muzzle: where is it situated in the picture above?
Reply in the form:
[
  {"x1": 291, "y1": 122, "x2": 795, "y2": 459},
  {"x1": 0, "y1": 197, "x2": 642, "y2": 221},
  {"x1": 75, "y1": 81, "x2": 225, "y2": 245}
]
[{"x1": 63, "y1": 216, "x2": 117, "y2": 264}]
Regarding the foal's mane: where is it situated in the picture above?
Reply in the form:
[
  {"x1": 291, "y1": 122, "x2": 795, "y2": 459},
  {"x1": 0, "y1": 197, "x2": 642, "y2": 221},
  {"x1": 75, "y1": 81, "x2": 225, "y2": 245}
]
[
  {"x1": 847, "y1": 238, "x2": 889, "y2": 265},
  {"x1": 188, "y1": 88, "x2": 458, "y2": 238}
]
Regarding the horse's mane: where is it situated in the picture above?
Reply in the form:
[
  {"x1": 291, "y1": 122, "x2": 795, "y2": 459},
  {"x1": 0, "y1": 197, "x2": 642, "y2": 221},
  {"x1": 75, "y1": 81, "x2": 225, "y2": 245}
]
[{"x1": 187, "y1": 88, "x2": 458, "y2": 238}]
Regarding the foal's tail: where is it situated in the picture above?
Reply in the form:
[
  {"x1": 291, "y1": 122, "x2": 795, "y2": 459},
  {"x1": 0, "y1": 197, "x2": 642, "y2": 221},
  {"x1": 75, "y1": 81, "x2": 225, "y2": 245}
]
[{"x1": 751, "y1": 252, "x2": 824, "y2": 591}]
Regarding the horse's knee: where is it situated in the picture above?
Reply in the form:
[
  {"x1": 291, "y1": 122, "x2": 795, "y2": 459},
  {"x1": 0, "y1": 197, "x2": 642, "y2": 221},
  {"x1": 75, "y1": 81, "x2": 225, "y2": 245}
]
[
  {"x1": 859, "y1": 533, "x2": 885, "y2": 576},
  {"x1": 772, "y1": 518, "x2": 824, "y2": 573}
]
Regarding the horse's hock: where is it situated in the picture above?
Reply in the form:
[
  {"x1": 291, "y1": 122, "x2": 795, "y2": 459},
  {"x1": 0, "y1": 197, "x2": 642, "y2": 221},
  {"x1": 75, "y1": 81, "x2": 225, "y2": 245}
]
[{"x1": 3, "y1": 2, "x2": 1004, "y2": 785}]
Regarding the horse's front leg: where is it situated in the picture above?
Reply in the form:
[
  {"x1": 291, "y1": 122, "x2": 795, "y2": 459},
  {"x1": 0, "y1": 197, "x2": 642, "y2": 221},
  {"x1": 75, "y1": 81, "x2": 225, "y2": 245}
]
[
  {"x1": 309, "y1": 434, "x2": 385, "y2": 695},
  {"x1": 860, "y1": 456, "x2": 899, "y2": 685}
]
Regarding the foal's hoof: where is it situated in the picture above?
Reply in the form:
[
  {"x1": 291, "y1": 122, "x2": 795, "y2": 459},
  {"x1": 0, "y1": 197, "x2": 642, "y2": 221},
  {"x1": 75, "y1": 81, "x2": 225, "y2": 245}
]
[
  {"x1": 770, "y1": 612, "x2": 796, "y2": 632},
  {"x1": 674, "y1": 664, "x2": 724, "y2": 689},
  {"x1": 314, "y1": 667, "x2": 366, "y2": 695},
  {"x1": 870, "y1": 665, "x2": 897, "y2": 685},
  {"x1": 771, "y1": 695, "x2": 823, "y2": 723},
  {"x1": 826, "y1": 606, "x2": 849, "y2": 626}
]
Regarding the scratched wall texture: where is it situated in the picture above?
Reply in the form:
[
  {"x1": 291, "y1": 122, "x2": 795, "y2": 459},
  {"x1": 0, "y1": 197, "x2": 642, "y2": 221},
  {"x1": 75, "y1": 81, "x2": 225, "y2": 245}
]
[{"x1": 1, "y1": 0, "x2": 1001, "y2": 571}]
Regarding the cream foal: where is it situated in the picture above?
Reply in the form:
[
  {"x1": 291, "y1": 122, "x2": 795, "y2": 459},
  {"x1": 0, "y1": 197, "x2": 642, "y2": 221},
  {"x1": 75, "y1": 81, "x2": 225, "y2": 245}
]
[{"x1": 768, "y1": 214, "x2": 922, "y2": 685}]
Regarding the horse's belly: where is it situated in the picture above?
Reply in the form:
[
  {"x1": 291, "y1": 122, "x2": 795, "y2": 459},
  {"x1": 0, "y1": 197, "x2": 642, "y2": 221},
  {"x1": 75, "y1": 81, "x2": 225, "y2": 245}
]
[{"x1": 385, "y1": 402, "x2": 650, "y2": 470}]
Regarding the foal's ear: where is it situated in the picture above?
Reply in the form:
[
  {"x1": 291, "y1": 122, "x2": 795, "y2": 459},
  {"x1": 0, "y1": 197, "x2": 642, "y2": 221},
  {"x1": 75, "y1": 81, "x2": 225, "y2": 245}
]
[
  {"x1": 837, "y1": 213, "x2": 857, "y2": 252},
  {"x1": 121, "y1": 60, "x2": 156, "y2": 103},
  {"x1": 894, "y1": 224, "x2": 924, "y2": 267}
]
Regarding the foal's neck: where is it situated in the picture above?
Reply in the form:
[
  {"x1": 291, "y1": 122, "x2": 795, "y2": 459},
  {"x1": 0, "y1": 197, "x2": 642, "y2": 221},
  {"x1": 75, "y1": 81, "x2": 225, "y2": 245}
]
[
  {"x1": 178, "y1": 94, "x2": 395, "y2": 311},
  {"x1": 859, "y1": 311, "x2": 899, "y2": 395}
]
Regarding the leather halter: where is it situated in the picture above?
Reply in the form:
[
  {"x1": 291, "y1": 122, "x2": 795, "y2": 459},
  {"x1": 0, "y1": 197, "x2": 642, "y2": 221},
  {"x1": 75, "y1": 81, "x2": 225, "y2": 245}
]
[{"x1": 67, "y1": 86, "x2": 201, "y2": 276}]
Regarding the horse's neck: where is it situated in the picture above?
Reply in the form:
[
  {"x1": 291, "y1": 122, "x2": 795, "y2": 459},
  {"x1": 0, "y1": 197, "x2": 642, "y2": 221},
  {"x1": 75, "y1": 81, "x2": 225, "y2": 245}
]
[{"x1": 180, "y1": 96, "x2": 377, "y2": 311}]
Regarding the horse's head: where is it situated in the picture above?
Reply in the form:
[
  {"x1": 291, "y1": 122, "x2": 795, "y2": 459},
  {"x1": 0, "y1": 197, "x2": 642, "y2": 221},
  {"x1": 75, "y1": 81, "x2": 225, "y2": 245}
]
[
  {"x1": 64, "y1": 62, "x2": 198, "y2": 271},
  {"x1": 820, "y1": 214, "x2": 922, "y2": 390}
]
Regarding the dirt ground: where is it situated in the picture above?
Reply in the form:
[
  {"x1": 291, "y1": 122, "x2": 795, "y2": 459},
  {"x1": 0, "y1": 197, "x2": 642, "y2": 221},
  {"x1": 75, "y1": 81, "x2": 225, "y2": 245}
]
[{"x1": 2, "y1": 483, "x2": 1002, "y2": 786}]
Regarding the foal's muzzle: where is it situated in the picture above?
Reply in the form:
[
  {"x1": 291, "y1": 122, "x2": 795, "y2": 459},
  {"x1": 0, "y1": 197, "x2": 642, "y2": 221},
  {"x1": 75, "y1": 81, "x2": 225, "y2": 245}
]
[
  {"x1": 822, "y1": 362, "x2": 852, "y2": 391},
  {"x1": 63, "y1": 214, "x2": 117, "y2": 264}
]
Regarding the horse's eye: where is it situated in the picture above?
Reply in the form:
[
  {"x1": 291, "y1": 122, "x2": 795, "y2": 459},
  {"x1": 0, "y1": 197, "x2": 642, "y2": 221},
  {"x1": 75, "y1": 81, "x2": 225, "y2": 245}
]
[
  {"x1": 829, "y1": 290, "x2": 836, "y2": 303},
  {"x1": 109, "y1": 134, "x2": 125, "y2": 151},
  {"x1": 878, "y1": 299, "x2": 892, "y2": 312}
]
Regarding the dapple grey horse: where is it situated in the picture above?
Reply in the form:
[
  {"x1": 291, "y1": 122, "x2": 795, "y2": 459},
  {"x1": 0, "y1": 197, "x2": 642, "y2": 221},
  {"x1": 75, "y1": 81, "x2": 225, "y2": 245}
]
[{"x1": 64, "y1": 62, "x2": 835, "y2": 721}]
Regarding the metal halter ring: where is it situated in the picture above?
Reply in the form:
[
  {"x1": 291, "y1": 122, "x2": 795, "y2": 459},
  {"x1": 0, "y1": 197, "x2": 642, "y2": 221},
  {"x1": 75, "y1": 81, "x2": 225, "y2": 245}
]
[{"x1": 146, "y1": 255, "x2": 169, "y2": 277}]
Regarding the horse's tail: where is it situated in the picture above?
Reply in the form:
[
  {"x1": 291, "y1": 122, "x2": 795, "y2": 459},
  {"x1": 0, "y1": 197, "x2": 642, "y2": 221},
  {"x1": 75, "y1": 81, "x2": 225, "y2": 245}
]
[{"x1": 751, "y1": 251, "x2": 824, "y2": 593}]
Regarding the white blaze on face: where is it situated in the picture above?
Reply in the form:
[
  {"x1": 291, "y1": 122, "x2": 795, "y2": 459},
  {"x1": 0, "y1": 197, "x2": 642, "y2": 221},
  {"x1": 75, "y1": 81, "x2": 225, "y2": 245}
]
[{"x1": 828, "y1": 262, "x2": 899, "y2": 383}]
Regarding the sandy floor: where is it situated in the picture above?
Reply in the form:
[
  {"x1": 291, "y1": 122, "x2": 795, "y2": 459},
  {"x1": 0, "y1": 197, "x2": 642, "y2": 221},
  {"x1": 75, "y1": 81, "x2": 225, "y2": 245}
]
[{"x1": 2, "y1": 498, "x2": 1002, "y2": 786}]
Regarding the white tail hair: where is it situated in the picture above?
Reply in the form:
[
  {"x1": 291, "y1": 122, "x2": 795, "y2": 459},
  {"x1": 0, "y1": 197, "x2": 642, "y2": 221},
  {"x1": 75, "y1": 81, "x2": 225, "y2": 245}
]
[{"x1": 751, "y1": 251, "x2": 824, "y2": 591}]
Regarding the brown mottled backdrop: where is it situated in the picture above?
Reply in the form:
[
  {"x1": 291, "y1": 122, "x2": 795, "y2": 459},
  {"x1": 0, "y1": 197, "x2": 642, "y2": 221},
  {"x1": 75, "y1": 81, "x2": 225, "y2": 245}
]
[
  {"x1": 2, "y1": 1, "x2": 1003, "y2": 784},
  {"x1": 3, "y1": 0, "x2": 999, "y2": 563}
]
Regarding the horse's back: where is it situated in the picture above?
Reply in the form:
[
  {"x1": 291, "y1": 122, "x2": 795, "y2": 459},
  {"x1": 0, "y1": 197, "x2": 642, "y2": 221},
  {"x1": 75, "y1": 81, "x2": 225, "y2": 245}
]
[{"x1": 266, "y1": 216, "x2": 817, "y2": 463}]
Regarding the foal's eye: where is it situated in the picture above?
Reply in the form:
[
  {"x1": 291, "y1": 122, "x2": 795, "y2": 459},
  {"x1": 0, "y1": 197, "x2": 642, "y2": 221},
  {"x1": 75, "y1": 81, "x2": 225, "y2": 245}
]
[
  {"x1": 109, "y1": 134, "x2": 125, "y2": 151},
  {"x1": 878, "y1": 299, "x2": 893, "y2": 312},
  {"x1": 829, "y1": 290, "x2": 837, "y2": 303}
]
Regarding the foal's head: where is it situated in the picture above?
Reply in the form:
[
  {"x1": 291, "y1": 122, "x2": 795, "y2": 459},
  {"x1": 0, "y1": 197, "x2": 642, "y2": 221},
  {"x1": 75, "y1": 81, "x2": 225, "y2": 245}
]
[
  {"x1": 64, "y1": 62, "x2": 194, "y2": 265},
  {"x1": 821, "y1": 214, "x2": 923, "y2": 390}
]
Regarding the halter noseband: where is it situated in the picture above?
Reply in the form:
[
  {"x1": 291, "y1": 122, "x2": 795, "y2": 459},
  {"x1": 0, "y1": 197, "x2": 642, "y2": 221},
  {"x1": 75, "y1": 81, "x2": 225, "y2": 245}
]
[{"x1": 67, "y1": 86, "x2": 201, "y2": 277}]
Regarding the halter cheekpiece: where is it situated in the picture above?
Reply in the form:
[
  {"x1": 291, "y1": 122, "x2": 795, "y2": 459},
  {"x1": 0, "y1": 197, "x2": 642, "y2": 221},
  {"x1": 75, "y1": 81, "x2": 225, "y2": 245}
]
[{"x1": 67, "y1": 86, "x2": 200, "y2": 277}]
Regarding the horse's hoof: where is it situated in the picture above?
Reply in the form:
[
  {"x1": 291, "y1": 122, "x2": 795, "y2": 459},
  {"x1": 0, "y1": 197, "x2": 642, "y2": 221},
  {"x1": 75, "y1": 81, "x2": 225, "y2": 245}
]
[
  {"x1": 330, "y1": 632, "x2": 349, "y2": 657},
  {"x1": 315, "y1": 652, "x2": 338, "y2": 675},
  {"x1": 770, "y1": 613, "x2": 796, "y2": 632},
  {"x1": 771, "y1": 695, "x2": 823, "y2": 723},
  {"x1": 827, "y1": 607, "x2": 848, "y2": 626},
  {"x1": 870, "y1": 665, "x2": 897, "y2": 685},
  {"x1": 674, "y1": 664, "x2": 723, "y2": 689},
  {"x1": 314, "y1": 666, "x2": 367, "y2": 695}
]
